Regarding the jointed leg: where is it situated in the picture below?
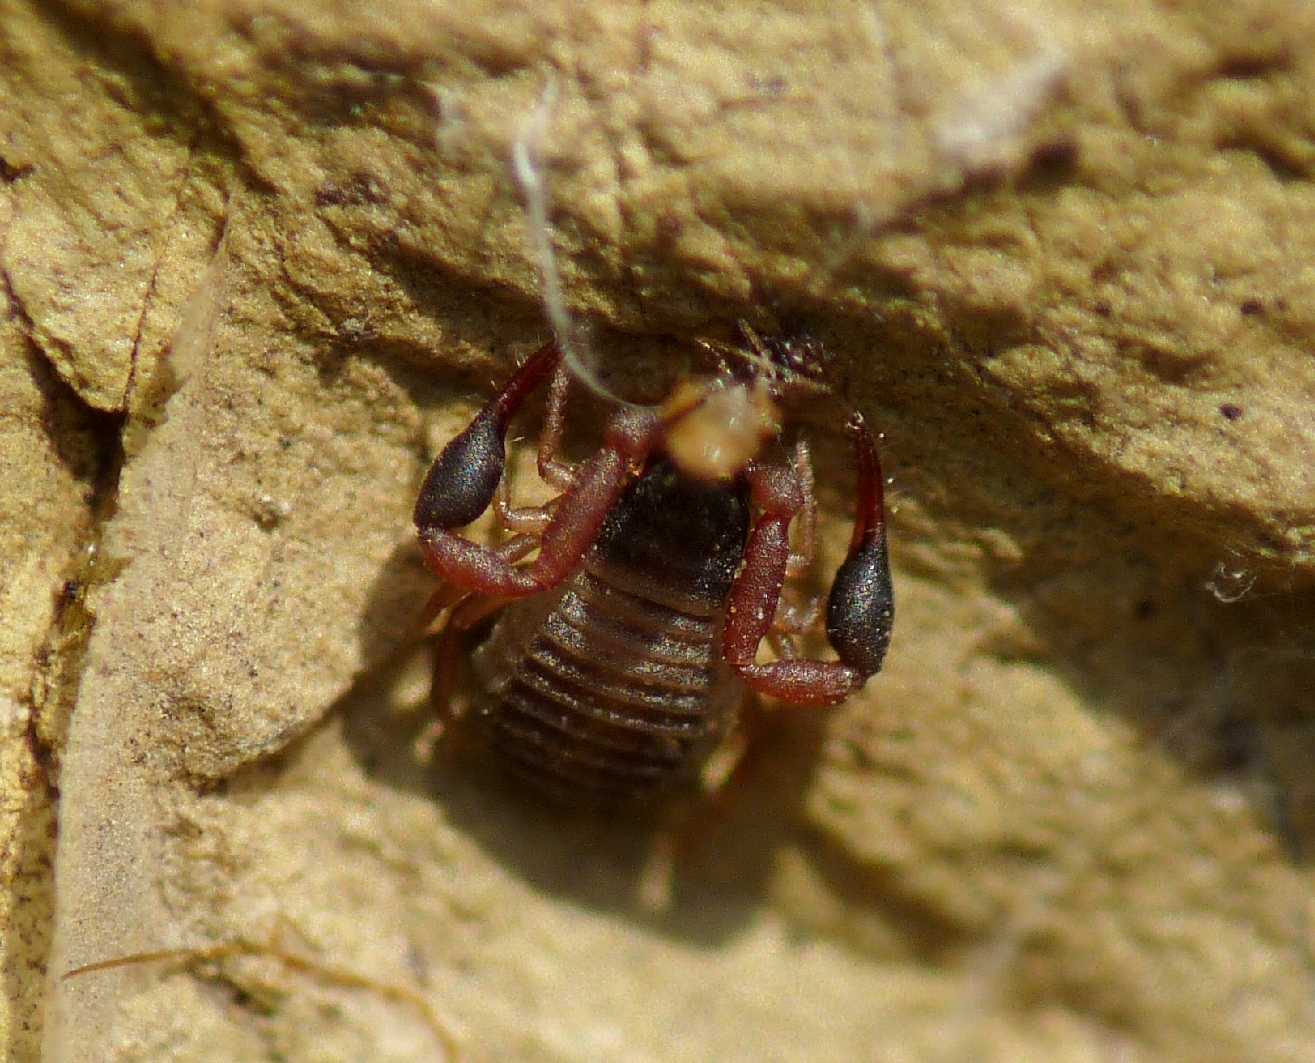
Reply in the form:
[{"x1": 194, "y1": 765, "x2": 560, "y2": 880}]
[
  {"x1": 538, "y1": 358, "x2": 577, "y2": 490},
  {"x1": 785, "y1": 438, "x2": 816, "y2": 580},
  {"x1": 430, "y1": 593, "x2": 514, "y2": 722},
  {"x1": 766, "y1": 631, "x2": 798, "y2": 660},
  {"x1": 773, "y1": 596, "x2": 821, "y2": 636},
  {"x1": 416, "y1": 584, "x2": 525, "y2": 762},
  {"x1": 637, "y1": 716, "x2": 759, "y2": 912},
  {"x1": 494, "y1": 467, "x2": 555, "y2": 535},
  {"x1": 776, "y1": 437, "x2": 822, "y2": 637}
]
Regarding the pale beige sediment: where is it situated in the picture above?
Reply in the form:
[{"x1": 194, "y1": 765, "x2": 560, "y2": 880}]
[
  {"x1": 0, "y1": 0, "x2": 1310, "y2": 1061},
  {"x1": 0, "y1": 193, "x2": 100, "y2": 1060}
]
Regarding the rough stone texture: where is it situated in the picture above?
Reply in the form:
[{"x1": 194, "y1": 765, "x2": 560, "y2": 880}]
[
  {"x1": 0, "y1": 0, "x2": 1309, "y2": 1060},
  {"x1": 0, "y1": 197, "x2": 101, "y2": 1059}
]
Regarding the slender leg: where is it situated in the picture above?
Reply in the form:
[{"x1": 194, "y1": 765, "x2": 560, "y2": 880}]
[
  {"x1": 738, "y1": 320, "x2": 769, "y2": 361},
  {"x1": 694, "y1": 337, "x2": 738, "y2": 379},
  {"x1": 418, "y1": 585, "x2": 460, "y2": 637},
  {"x1": 773, "y1": 596, "x2": 821, "y2": 636},
  {"x1": 784, "y1": 438, "x2": 816, "y2": 579},
  {"x1": 415, "y1": 578, "x2": 531, "y2": 764},
  {"x1": 766, "y1": 631, "x2": 799, "y2": 660},
  {"x1": 777, "y1": 437, "x2": 821, "y2": 636},
  {"x1": 637, "y1": 718, "x2": 758, "y2": 913},
  {"x1": 494, "y1": 468, "x2": 555, "y2": 535},
  {"x1": 430, "y1": 593, "x2": 515, "y2": 722},
  {"x1": 722, "y1": 414, "x2": 893, "y2": 707},
  {"x1": 538, "y1": 358, "x2": 577, "y2": 490}
]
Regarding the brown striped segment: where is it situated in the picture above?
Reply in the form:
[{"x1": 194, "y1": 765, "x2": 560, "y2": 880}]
[{"x1": 477, "y1": 560, "x2": 733, "y2": 803}]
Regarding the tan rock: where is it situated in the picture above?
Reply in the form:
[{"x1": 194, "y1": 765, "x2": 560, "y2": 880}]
[
  {"x1": 0, "y1": 192, "x2": 101, "y2": 1060},
  {"x1": 0, "y1": 0, "x2": 1309, "y2": 1060}
]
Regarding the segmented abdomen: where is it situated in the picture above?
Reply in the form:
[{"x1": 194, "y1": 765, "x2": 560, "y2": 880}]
[{"x1": 471, "y1": 557, "x2": 739, "y2": 805}]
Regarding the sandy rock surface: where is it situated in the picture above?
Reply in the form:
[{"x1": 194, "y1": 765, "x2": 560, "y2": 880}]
[{"x1": 0, "y1": 1, "x2": 1312, "y2": 1060}]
